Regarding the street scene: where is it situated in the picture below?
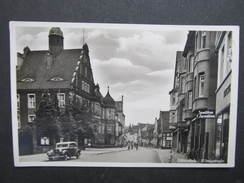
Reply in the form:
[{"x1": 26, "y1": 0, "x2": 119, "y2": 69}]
[{"x1": 12, "y1": 22, "x2": 237, "y2": 166}]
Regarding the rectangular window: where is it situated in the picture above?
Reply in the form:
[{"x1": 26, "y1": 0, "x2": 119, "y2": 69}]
[
  {"x1": 199, "y1": 73, "x2": 205, "y2": 97},
  {"x1": 220, "y1": 45, "x2": 225, "y2": 81},
  {"x1": 17, "y1": 94, "x2": 20, "y2": 109},
  {"x1": 194, "y1": 77, "x2": 197, "y2": 99},
  {"x1": 82, "y1": 81, "x2": 90, "y2": 93},
  {"x1": 227, "y1": 32, "x2": 232, "y2": 63},
  {"x1": 57, "y1": 93, "x2": 65, "y2": 108},
  {"x1": 188, "y1": 91, "x2": 192, "y2": 109},
  {"x1": 195, "y1": 33, "x2": 198, "y2": 51},
  {"x1": 107, "y1": 125, "x2": 112, "y2": 134},
  {"x1": 171, "y1": 112, "x2": 175, "y2": 123},
  {"x1": 189, "y1": 56, "x2": 194, "y2": 72},
  {"x1": 28, "y1": 114, "x2": 36, "y2": 123},
  {"x1": 172, "y1": 95, "x2": 175, "y2": 105},
  {"x1": 201, "y1": 32, "x2": 206, "y2": 48},
  {"x1": 27, "y1": 93, "x2": 36, "y2": 108},
  {"x1": 84, "y1": 67, "x2": 88, "y2": 77},
  {"x1": 17, "y1": 111, "x2": 21, "y2": 129},
  {"x1": 225, "y1": 32, "x2": 232, "y2": 75},
  {"x1": 40, "y1": 137, "x2": 50, "y2": 145}
]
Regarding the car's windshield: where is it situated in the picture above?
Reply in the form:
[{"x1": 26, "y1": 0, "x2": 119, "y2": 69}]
[{"x1": 56, "y1": 144, "x2": 68, "y2": 148}]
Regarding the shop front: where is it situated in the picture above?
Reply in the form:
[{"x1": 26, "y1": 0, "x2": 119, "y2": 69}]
[
  {"x1": 215, "y1": 107, "x2": 229, "y2": 162},
  {"x1": 189, "y1": 110, "x2": 216, "y2": 161}
]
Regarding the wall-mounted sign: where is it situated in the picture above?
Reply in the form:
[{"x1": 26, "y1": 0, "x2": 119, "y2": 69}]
[{"x1": 198, "y1": 110, "x2": 215, "y2": 119}]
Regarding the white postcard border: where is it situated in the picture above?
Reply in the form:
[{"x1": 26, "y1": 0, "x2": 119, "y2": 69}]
[{"x1": 10, "y1": 21, "x2": 240, "y2": 168}]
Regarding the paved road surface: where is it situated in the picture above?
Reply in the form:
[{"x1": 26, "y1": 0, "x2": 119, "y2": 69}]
[
  {"x1": 20, "y1": 147, "x2": 162, "y2": 163},
  {"x1": 76, "y1": 148, "x2": 161, "y2": 163}
]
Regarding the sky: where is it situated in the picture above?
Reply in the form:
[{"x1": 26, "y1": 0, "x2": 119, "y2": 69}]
[{"x1": 16, "y1": 25, "x2": 188, "y2": 126}]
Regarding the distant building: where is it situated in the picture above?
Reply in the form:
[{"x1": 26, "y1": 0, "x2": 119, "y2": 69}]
[
  {"x1": 168, "y1": 51, "x2": 188, "y2": 152},
  {"x1": 157, "y1": 111, "x2": 171, "y2": 149}
]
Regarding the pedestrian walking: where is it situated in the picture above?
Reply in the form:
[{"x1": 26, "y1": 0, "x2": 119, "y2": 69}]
[{"x1": 135, "y1": 142, "x2": 138, "y2": 150}]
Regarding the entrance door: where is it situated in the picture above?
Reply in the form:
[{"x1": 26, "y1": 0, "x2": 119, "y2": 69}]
[{"x1": 19, "y1": 132, "x2": 33, "y2": 155}]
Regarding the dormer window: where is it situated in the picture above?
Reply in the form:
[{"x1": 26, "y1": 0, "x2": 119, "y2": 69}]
[
  {"x1": 50, "y1": 77, "x2": 64, "y2": 81},
  {"x1": 21, "y1": 78, "x2": 35, "y2": 82}
]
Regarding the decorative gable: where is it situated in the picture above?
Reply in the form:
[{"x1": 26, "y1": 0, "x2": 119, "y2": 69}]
[
  {"x1": 49, "y1": 77, "x2": 64, "y2": 82},
  {"x1": 20, "y1": 78, "x2": 35, "y2": 82}
]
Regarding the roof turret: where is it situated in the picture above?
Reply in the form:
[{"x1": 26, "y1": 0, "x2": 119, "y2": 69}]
[{"x1": 103, "y1": 86, "x2": 115, "y2": 108}]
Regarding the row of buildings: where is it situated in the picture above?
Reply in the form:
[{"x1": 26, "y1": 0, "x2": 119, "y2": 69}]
[
  {"x1": 168, "y1": 31, "x2": 232, "y2": 162},
  {"x1": 17, "y1": 27, "x2": 126, "y2": 154},
  {"x1": 125, "y1": 111, "x2": 172, "y2": 149}
]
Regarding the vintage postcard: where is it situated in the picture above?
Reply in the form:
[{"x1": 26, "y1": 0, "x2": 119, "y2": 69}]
[{"x1": 10, "y1": 21, "x2": 239, "y2": 167}]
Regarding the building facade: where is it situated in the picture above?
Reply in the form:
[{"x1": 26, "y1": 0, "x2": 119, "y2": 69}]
[
  {"x1": 214, "y1": 31, "x2": 232, "y2": 162},
  {"x1": 169, "y1": 31, "x2": 232, "y2": 162},
  {"x1": 190, "y1": 31, "x2": 217, "y2": 161},
  {"x1": 17, "y1": 27, "x2": 125, "y2": 154},
  {"x1": 157, "y1": 111, "x2": 171, "y2": 149}
]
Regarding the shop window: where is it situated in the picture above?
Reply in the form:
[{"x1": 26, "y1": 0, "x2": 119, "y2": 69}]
[
  {"x1": 57, "y1": 93, "x2": 65, "y2": 108},
  {"x1": 27, "y1": 93, "x2": 36, "y2": 109},
  {"x1": 215, "y1": 115, "x2": 223, "y2": 159}
]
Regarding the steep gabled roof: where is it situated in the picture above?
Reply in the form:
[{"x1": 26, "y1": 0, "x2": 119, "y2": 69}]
[{"x1": 17, "y1": 49, "x2": 82, "y2": 90}]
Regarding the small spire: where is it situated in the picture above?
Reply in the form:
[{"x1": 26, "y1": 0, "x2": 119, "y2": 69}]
[
  {"x1": 82, "y1": 29, "x2": 85, "y2": 45},
  {"x1": 107, "y1": 86, "x2": 110, "y2": 93}
]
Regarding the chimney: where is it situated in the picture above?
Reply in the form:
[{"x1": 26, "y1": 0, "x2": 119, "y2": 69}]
[{"x1": 23, "y1": 46, "x2": 31, "y2": 58}]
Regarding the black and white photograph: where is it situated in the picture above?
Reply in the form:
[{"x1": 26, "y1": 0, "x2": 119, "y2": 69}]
[{"x1": 10, "y1": 22, "x2": 239, "y2": 167}]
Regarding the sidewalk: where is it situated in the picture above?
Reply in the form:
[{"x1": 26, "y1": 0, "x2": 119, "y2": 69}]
[{"x1": 157, "y1": 149, "x2": 197, "y2": 163}]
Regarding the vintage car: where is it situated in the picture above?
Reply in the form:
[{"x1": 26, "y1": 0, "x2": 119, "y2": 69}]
[{"x1": 47, "y1": 141, "x2": 81, "y2": 161}]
